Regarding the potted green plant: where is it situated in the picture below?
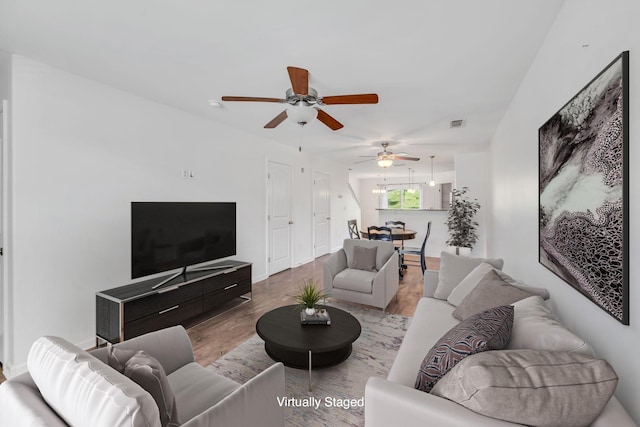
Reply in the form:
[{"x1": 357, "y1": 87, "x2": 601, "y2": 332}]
[
  {"x1": 445, "y1": 187, "x2": 480, "y2": 255},
  {"x1": 293, "y1": 279, "x2": 329, "y2": 314}
]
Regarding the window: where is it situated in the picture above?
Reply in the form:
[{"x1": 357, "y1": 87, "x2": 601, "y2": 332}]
[{"x1": 386, "y1": 187, "x2": 421, "y2": 209}]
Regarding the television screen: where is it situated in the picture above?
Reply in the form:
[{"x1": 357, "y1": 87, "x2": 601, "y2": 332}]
[{"x1": 131, "y1": 202, "x2": 236, "y2": 279}]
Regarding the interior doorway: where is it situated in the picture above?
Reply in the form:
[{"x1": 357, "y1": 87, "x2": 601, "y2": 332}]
[
  {"x1": 267, "y1": 161, "x2": 293, "y2": 275},
  {"x1": 313, "y1": 171, "x2": 330, "y2": 257}
]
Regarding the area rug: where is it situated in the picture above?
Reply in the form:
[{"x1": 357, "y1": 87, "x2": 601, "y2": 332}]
[{"x1": 207, "y1": 302, "x2": 411, "y2": 426}]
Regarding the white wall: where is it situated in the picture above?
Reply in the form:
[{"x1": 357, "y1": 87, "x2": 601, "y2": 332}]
[
  {"x1": 454, "y1": 152, "x2": 489, "y2": 257},
  {"x1": 3, "y1": 55, "x2": 359, "y2": 376},
  {"x1": 489, "y1": 0, "x2": 639, "y2": 421}
]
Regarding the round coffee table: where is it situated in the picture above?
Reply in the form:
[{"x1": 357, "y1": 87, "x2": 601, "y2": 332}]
[{"x1": 256, "y1": 305, "x2": 361, "y2": 390}]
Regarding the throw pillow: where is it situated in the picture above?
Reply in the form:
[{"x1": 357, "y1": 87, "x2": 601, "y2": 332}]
[
  {"x1": 447, "y1": 263, "x2": 550, "y2": 306},
  {"x1": 433, "y1": 251, "x2": 504, "y2": 300},
  {"x1": 431, "y1": 350, "x2": 618, "y2": 427},
  {"x1": 350, "y1": 245, "x2": 378, "y2": 272},
  {"x1": 452, "y1": 270, "x2": 535, "y2": 320},
  {"x1": 509, "y1": 296, "x2": 593, "y2": 355},
  {"x1": 110, "y1": 347, "x2": 180, "y2": 427},
  {"x1": 415, "y1": 305, "x2": 513, "y2": 393}
]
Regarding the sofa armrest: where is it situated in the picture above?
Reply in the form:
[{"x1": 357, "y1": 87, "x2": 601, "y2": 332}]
[
  {"x1": 375, "y1": 250, "x2": 399, "y2": 306},
  {"x1": 323, "y1": 249, "x2": 347, "y2": 293},
  {"x1": 365, "y1": 377, "x2": 519, "y2": 427},
  {"x1": 591, "y1": 397, "x2": 638, "y2": 427},
  {"x1": 181, "y1": 362, "x2": 285, "y2": 427},
  {"x1": 0, "y1": 381, "x2": 68, "y2": 427},
  {"x1": 424, "y1": 270, "x2": 439, "y2": 297},
  {"x1": 91, "y1": 325, "x2": 194, "y2": 375}
]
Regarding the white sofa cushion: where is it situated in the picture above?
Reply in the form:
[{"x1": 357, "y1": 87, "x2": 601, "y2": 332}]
[
  {"x1": 433, "y1": 251, "x2": 504, "y2": 300},
  {"x1": 452, "y1": 270, "x2": 536, "y2": 320},
  {"x1": 432, "y1": 350, "x2": 618, "y2": 427},
  {"x1": 447, "y1": 262, "x2": 550, "y2": 306},
  {"x1": 509, "y1": 296, "x2": 594, "y2": 355},
  {"x1": 27, "y1": 336, "x2": 161, "y2": 427}
]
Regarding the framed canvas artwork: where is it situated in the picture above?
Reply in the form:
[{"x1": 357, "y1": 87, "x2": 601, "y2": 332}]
[{"x1": 539, "y1": 51, "x2": 629, "y2": 325}]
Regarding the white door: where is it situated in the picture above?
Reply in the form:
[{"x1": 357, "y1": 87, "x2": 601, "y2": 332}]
[
  {"x1": 267, "y1": 161, "x2": 293, "y2": 275},
  {"x1": 313, "y1": 171, "x2": 330, "y2": 257}
]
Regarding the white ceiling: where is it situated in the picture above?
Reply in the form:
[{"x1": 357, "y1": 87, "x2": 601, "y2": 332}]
[{"x1": 0, "y1": 0, "x2": 565, "y2": 179}]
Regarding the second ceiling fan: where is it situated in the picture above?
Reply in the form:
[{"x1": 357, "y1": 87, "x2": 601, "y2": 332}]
[
  {"x1": 222, "y1": 66, "x2": 378, "y2": 130},
  {"x1": 356, "y1": 142, "x2": 420, "y2": 168}
]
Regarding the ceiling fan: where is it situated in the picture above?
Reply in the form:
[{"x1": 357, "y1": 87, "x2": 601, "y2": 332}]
[
  {"x1": 355, "y1": 142, "x2": 420, "y2": 168},
  {"x1": 221, "y1": 66, "x2": 379, "y2": 130}
]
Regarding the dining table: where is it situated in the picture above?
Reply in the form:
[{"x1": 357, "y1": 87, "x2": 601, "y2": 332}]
[{"x1": 360, "y1": 228, "x2": 417, "y2": 241}]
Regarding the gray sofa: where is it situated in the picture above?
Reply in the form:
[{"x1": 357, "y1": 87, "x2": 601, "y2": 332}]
[
  {"x1": 323, "y1": 239, "x2": 399, "y2": 311},
  {"x1": 365, "y1": 255, "x2": 638, "y2": 427},
  {"x1": 0, "y1": 326, "x2": 285, "y2": 427}
]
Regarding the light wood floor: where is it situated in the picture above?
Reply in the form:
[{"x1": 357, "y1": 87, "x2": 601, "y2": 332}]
[{"x1": 0, "y1": 254, "x2": 439, "y2": 382}]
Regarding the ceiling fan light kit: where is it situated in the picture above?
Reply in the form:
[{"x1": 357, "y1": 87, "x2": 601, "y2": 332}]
[
  {"x1": 377, "y1": 158, "x2": 394, "y2": 168},
  {"x1": 286, "y1": 103, "x2": 318, "y2": 126},
  {"x1": 358, "y1": 142, "x2": 420, "y2": 169},
  {"x1": 221, "y1": 66, "x2": 378, "y2": 131}
]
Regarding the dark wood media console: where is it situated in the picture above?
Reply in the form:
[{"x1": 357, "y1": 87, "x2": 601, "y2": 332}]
[{"x1": 96, "y1": 260, "x2": 251, "y2": 343}]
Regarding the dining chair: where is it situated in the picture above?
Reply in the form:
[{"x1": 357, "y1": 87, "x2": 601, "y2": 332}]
[
  {"x1": 347, "y1": 219, "x2": 361, "y2": 239},
  {"x1": 385, "y1": 220, "x2": 406, "y2": 250},
  {"x1": 399, "y1": 221, "x2": 431, "y2": 274},
  {"x1": 367, "y1": 226, "x2": 393, "y2": 242}
]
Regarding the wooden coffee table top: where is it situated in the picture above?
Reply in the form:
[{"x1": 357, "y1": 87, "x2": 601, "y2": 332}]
[{"x1": 255, "y1": 305, "x2": 361, "y2": 354}]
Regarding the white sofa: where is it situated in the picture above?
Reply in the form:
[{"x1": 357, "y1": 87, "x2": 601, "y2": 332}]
[
  {"x1": 365, "y1": 260, "x2": 638, "y2": 427},
  {"x1": 0, "y1": 326, "x2": 285, "y2": 427}
]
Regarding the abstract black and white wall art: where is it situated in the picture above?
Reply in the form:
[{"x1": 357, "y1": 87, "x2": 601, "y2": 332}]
[{"x1": 539, "y1": 51, "x2": 629, "y2": 325}]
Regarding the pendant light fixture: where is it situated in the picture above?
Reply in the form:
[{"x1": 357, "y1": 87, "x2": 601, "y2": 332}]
[
  {"x1": 407, "y1": 168, "x2": 416, "y2": 193},
  {"x1": 372, "y1": 174, "x2": 388, "y2": 194},
  {"x1": 429, "y1": 155, "x2": 436, "y2": 187}
]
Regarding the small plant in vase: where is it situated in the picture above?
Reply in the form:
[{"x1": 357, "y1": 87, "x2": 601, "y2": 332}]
[
  {"x1": 445, "y1": 187, "x2": 480, "y2": 255},
  {"x1": 293, "y1": 279, "x2": 329, "y2": 315}
]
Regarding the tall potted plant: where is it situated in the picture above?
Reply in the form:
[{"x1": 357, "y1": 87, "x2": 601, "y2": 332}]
[{"x1": 445, "y1": 187, "x2": 480, "y2": 255}]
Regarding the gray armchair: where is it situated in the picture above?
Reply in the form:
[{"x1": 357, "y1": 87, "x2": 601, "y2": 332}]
[{"x1": 323, "y1": 239, "x2": 399, "y2": 312}]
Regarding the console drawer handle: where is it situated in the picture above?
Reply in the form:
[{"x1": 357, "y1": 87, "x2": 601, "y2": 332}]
[
  {"x1": 224, "y1": 284, "x2": 238, "y2": 291},
  {"x1": 159, "y1": 305, "x2": 179, "y2": 315}
]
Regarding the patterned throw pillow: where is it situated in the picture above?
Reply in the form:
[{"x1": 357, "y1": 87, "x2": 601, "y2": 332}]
[{"x1": 415, "y1": 305, "x2": 514, "y2": 393}]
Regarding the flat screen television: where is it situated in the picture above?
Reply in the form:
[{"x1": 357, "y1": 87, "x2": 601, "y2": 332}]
[{"x1": 131, "y1": 202, "x2": 236, "y2": 279}]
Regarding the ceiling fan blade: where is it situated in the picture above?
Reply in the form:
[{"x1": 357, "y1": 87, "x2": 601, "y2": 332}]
[
  {"x1": 264, "y1": 110, "x2": 288, "y2": 128},
  {"x1": 321, "y1": 94, "x2": 379, "y2": 105},
  {"x1": 393, "y1": 155, "x2": 420, "y2": 161},
  {"x1": 315, "y1": 108, "x2": 344, "y2": 130},
  {"x1": 222, "y1": 96, "x2": 284, "y2": 103},
  {"x1": 287, "y1": 66, "x2": 309, "y2": 95},
  {"x1": 353, "y1": 158, "x2": 375, "y2": 164}
]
